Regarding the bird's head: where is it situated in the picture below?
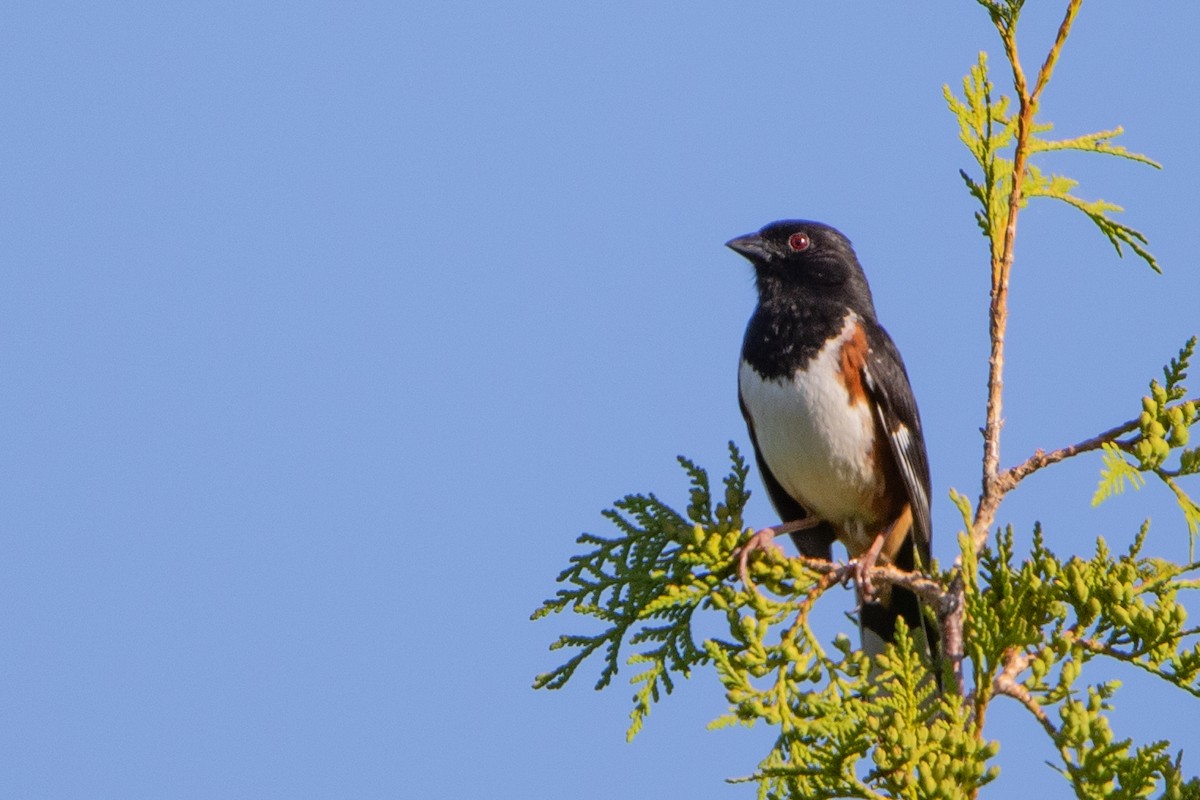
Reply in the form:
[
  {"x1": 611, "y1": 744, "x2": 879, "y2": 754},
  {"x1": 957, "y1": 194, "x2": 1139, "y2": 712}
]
[{"x1": 726, "y1": 220, "x2": 876, "y2": 316}]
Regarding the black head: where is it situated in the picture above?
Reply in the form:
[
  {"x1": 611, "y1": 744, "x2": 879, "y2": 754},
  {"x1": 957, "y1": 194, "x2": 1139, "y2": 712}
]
[{"x1": 726, "y1": 220, "x2": 877, "y2": 318}]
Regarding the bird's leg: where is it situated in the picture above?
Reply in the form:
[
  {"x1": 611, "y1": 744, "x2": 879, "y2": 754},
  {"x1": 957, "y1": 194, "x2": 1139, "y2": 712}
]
[
  {"x1": 852, "y1": 527, "x2": 890, "y2": 604},
  {"x1": 852, "y1": 505, "x2": 916, "y2": 605},
  {"x1": 736, "y1": 517, "x2": 821, "y2": 587},
  {"x1": 854, "y1": 534, "x2": 885, "y2": 603}
]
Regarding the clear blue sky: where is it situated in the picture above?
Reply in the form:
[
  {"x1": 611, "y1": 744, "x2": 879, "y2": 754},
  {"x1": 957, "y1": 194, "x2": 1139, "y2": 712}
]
[{"x1": 3, "y1": 3, "x2": 1197, "y2": 798}]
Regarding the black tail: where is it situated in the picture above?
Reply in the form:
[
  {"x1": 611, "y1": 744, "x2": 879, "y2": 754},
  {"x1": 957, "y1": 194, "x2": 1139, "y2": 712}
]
[{"x1": 861, "y1": 587, "x2": 941, "y2": 685}]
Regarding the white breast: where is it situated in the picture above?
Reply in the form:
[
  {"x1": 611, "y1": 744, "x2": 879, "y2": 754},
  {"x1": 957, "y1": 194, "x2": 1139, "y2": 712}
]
[{"x1": 739, "y1": 315, "x2": 881, "y2": 534}]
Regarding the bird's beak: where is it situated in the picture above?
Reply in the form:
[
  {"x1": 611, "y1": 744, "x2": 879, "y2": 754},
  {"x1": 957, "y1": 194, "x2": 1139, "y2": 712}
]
[{"x1": 725, "y1": 233, "x2": 770, "y2": 262}]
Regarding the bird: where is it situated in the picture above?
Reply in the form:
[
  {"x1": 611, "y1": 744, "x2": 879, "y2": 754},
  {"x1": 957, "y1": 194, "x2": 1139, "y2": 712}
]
[{"x1": 726, "y1": 219, "x2": 938, "y2": 661}]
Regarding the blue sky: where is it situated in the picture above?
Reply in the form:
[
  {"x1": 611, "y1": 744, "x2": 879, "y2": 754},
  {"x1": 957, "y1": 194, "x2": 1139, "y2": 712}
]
[{"x1": 3, "y1": 3, "x2": 1198, "y2": 798}]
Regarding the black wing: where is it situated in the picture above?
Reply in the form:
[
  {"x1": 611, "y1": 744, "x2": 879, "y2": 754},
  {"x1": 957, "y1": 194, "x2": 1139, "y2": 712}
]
[{"x1": 860, "y1": 323, "x2": 933, "y2": 568}]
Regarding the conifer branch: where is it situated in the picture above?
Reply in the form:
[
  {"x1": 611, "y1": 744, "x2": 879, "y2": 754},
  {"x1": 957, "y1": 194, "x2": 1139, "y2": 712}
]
[
  {"x1": 780, "y1": 555, "x2": 952, "y2": 610},
  {"x1": 1000, "y1": 420, "x2": 1139, "y2": 491},
  {"x1": 971, "y1": 3, "x2": 1084, "y2": 552},
  {"x1": 1032, "y1": 0, "x2": 1083, "y2": 103},
  {"x1": 998, "y1": 393, "x2": 1200, "y2": 492},
  {"x1": 967, "y1": 0, "x2": 1158, "y2": 551},
  {"x1": 993, "y1": 647, "x2": 1058, "y2": 738},
  {"x1": 1071, "y1": 637, "x2": 1200, "y2": 700},
  {"x1": 1031, "y1": 127, "x2": 1161, "y2": 167}
]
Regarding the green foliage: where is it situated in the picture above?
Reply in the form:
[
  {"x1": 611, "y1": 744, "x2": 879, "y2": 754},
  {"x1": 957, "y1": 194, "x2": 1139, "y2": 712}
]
[
  {"x1": 535, "y1": 452, "x2": 1199, "y2": 798},
  {"x1": 977, "y1": 526, "x2": 1200, "y2": 699},
  {"x1": 962, "y1": 524, "x2": 1200, "y2": 798},
  {"x1": 945, "y1": 53, "x2": 1012, "y2": 260},
  {"x1": 973, "y1": 0, "x2": 1022, "y2": 26},
  {"x1": 944, "y1": 54, "x2": 1160, "y2": 271},
  {"x1": 719, "y1": 621, "x2": 996, "y2": 800},
  {"x1": 1093, "y1": 442, "x2": 1145, "y2": 505},
  {"x1": 867, "y1": 627, "x2": 997, "y2": 800},
  {"x1": 1094, "y1": 338, "x2": 1200, "y2": 554},
  {"x1": 535, "y1": 449, "x2": 995, "y2": 799},
  {"x1": 531, "y1": 443, "x2": 750, "y2": 736},
  {"x1": 943, "y1": 53, "x2": 1014, "y2": 260}
]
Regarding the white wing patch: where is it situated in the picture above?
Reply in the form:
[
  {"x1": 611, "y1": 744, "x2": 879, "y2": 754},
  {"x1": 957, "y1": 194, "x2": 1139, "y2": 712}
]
[
  {"x1": 889, "y1": 425, "x2": 921, "y2": 503},
  {"x1": 864, "y1": 365, "x2": 932, "y2": 558}
]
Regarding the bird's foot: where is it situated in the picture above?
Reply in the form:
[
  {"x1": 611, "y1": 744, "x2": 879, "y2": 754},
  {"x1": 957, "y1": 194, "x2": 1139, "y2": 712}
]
[
  {"x1": 851, "y1": 530, "x2": 888, "y2": 606},
  {"x1": 735, "y1": 528, "x2": 784, "y2": 588},
  {"x1": 734, "y1": 518, "x2": 820, "y2": 589}
]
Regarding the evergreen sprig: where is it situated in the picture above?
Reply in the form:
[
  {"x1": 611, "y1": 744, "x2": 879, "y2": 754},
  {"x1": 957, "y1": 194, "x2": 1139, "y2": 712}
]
[
  {"x1": 973, "y1": 0, "x2": 1024, "y2": 28},
  {"x1": 536, "y1": 447, "x2": 993, "y2": 798},
  {"x1": 1093, "y1": 338, "x2": 1200, "y2": 554},
  {"x1": 532, "y1": 443, "x2": 759, "y2": 736},
  {"x1": 945, "y1": 53, "x2": 1160, "y2": 272},
  {"x1": 535, "y1": 447, "x2": 1199, "y2": 797},
  {"x1": 969, "y1": 525, "x2": 1200, "y2": 796},
  {"x1": 944, "y1": 54, "x2": 1015, "y2": 257}
]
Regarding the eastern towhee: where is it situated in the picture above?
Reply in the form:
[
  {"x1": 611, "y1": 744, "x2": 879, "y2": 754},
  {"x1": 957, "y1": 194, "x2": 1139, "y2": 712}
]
[{"x1": 728, "y1": 219, "x2": 938, "y2": 660}]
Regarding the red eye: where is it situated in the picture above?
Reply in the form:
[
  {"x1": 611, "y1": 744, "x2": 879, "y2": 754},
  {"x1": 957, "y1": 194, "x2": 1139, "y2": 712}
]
[{"x1": 787, "y1": 232, "x2": 810, "y2": 252}]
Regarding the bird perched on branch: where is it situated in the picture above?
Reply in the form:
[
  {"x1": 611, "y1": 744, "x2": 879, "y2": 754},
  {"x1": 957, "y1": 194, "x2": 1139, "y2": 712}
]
[{"x1": 727, "y1": 219, "x2": 938, "y2": 660}]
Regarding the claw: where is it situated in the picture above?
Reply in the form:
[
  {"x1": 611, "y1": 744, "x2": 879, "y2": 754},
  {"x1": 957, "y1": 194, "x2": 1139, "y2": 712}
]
[
  {"x1": 733, "y1": 517, "x2": 822, "y2": 589},
  {"x1": 735, "y1": 527, "x2": 786, "y2": 587},
  {"x1": 853, "y1": 530, "x2": 888, "y2": 604}
]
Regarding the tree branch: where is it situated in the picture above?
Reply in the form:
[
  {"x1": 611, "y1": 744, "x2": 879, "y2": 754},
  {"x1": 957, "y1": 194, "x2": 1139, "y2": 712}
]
[
  {"x1": 971, "y1": 1, "x2": 1087, "y2": 554},
  {"x1": 993, "y1": 647, "x2": 1059, "y2": 738},
  {"x1": 739, "y1": 552, "x2": 963, "y2": 687},
  {"x1": 1032, "y1": 0, "x2": 1084, "y2": 105},
  {"x1": 973, "y1": 15, "x2": 1032, "y2": 551},
  {"x1": 995, "y1": 395, "x2": 1199, "y2": 492},
  {"x1": 783, "y1": 555, "x2": 952, "y2": 610},
  {"x1": 737, "y1": 553, "x2": 955, "y2": 625},
  {"x1": 1001, "y1": 421, "x2": 1138, "y2": 490},
  {"x1": 1072, "y1": 636, "x2": 1200, "y2": 699}
]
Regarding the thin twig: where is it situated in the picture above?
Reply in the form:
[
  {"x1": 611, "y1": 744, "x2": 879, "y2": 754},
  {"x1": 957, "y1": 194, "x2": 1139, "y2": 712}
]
[
  {"x1": 1032, "y1": 0, "x2": 1084, "y2": 104},
  {"x1": 1072, "y1": 636, "x2": 1200, "y2": 699},
  {"x1": 787, "y1": 555, "x2": 952, "y2": 609},
  {"x1": 772, "y1": 555, "x2": 964, "y2": 687},
  {"x1": 993, "y1": 647, "x2": 1059, "y2": 738},
  {"x1": 737, "y1": 553, "x2": 956, "y2": 627},
  {"x1": 972, "y1": 16, "x2": 1029, "y2": 552},
  {"x1": 961, "y1": 0, "x2": 1088, "y2": 717},
  {"x1": 997, "y1": 394, "x2": 1199, "y2": 491},
  {"x1": 1001, "y1": 421, "x2": 1138, "y2": 490}
]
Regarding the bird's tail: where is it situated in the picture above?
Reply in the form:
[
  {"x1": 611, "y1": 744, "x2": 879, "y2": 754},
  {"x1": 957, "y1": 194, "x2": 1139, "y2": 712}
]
[{"x1": 861, "y1": 586, "x2": 941, "y2": 686}]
